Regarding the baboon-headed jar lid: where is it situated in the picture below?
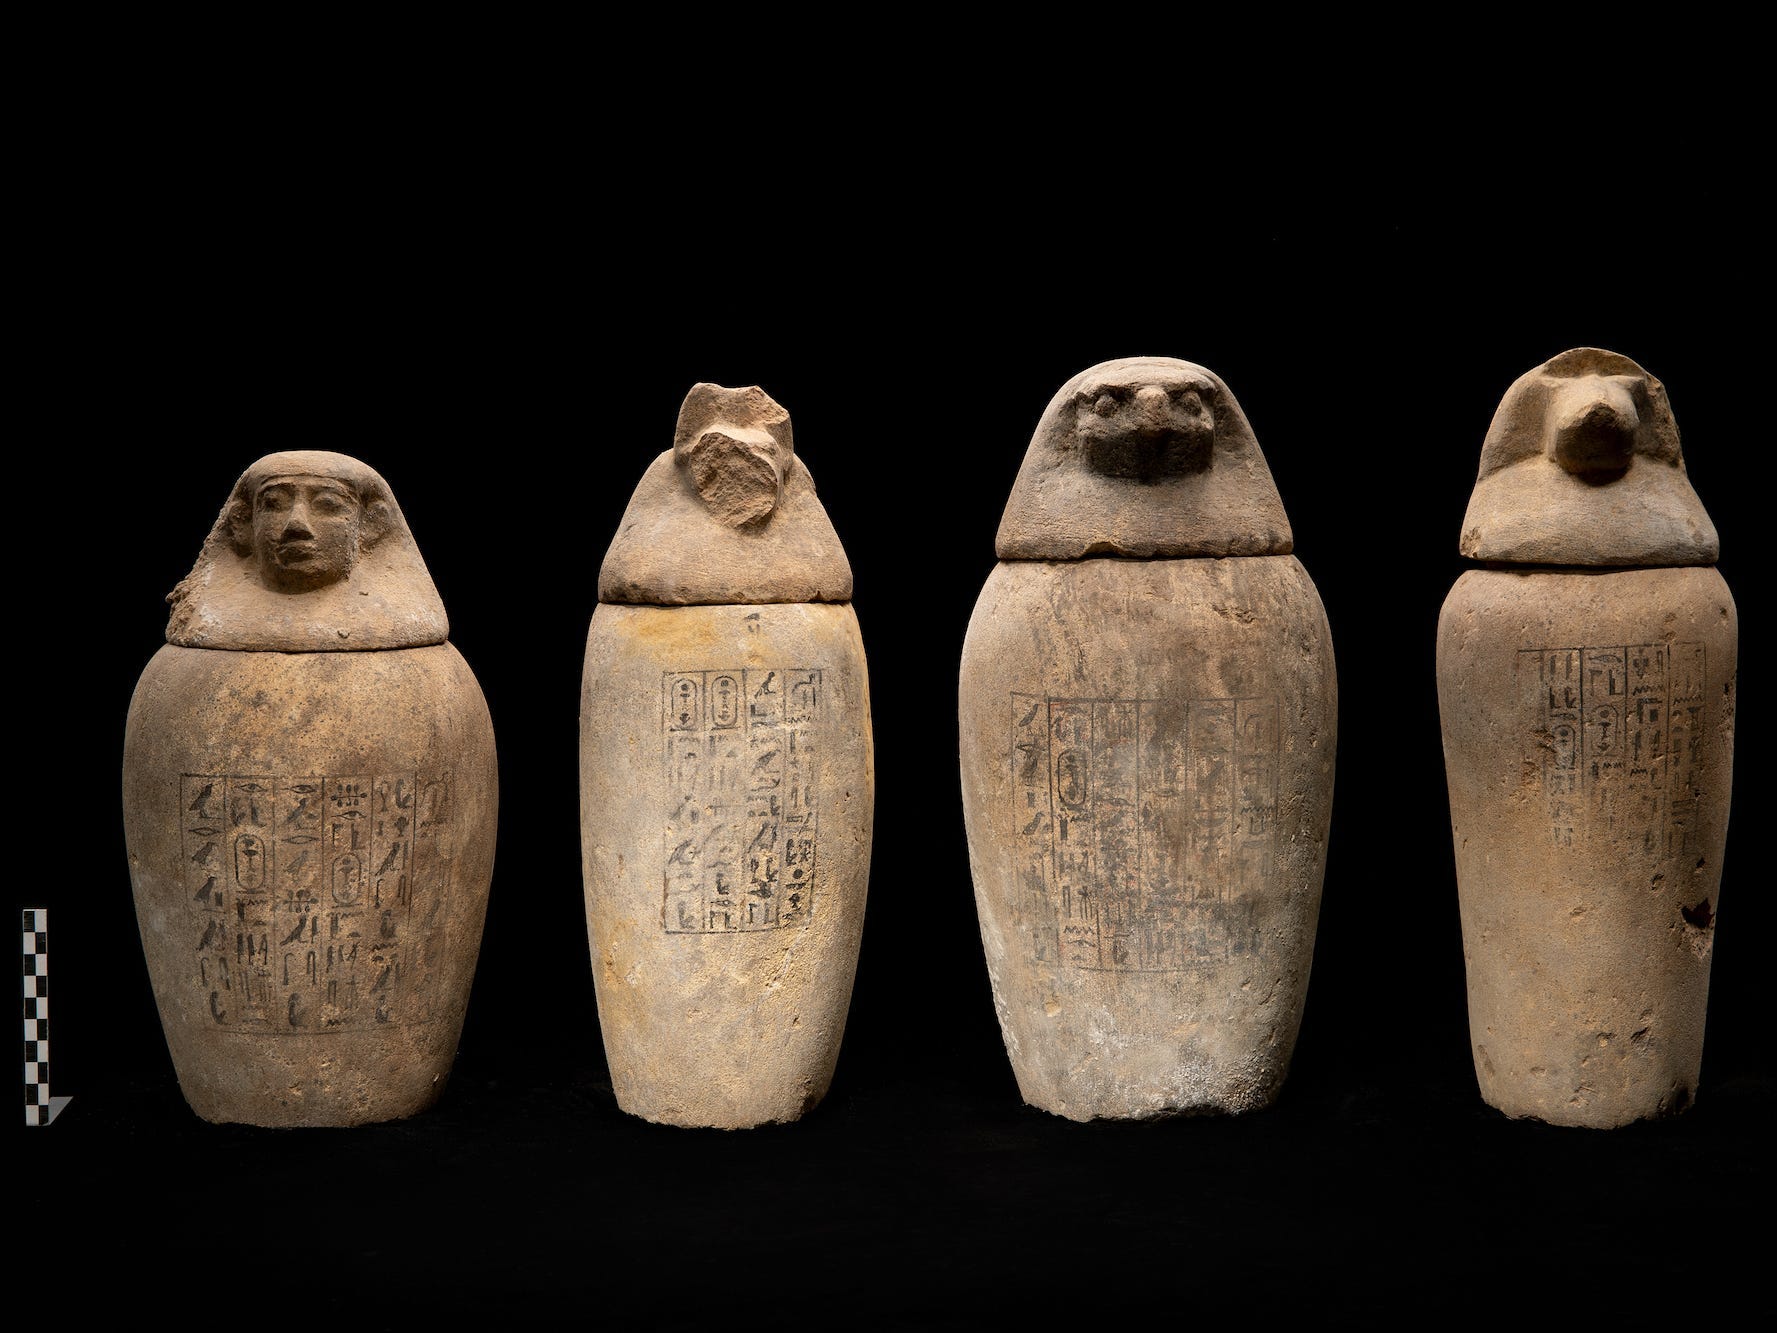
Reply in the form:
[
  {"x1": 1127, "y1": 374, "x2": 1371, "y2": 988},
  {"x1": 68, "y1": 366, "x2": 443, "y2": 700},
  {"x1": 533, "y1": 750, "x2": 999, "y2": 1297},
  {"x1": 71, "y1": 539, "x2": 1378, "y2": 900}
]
[
  {"x1": 995, "y1": 356, "x2": 1293, "y2": 559},
  {"x1": 166, "y1": 450, "x2": 449, "y2": 651},
  {"x1": 598, "y1": 383, "x2": 853, "y2": 605},
  {"x1": 1459, "y1": 348, "x2": 1719, "y2": 566}
]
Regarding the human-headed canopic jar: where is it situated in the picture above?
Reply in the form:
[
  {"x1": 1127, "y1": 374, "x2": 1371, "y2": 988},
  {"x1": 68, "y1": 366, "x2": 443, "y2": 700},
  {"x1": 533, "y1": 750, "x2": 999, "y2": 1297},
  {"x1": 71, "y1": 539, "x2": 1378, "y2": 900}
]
[{"x1": 124, "y1": 451, "x2": 497, "y2": 1126}]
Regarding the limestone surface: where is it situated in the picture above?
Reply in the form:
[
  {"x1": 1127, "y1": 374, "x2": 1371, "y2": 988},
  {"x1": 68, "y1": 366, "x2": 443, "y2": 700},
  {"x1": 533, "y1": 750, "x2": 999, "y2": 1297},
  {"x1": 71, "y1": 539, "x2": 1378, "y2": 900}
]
[
  {"x1": 1459, "y1": 348, "x2": 1718, "y2": 566},
  {"x1": 582, "y1": 603, "x2": 872, "y2": 1127},
  {"x1": 1438, "y1": 569, "x2": 1734, "y2": 1127},
  {"x1": 995, "y1": 357, "x2": 1293, "y2": 560},
  {"x1": 583, "y1": 385, "x2": 874, "y2": 1128},
  {"x1": 166, "y1": 450, "x2": 449, "y2": 650},
  {"x1": 598, "y1": 384, "x2": 853, "y2": 605},
  {"x1": 1439, "y1": 349, "x2": 1735, "y2": 1128},
  {"x1": 961, "y1": 356, "x2": 1336, "y2": 1120},
  {"x1": 962, "y1": 558, "x2": 1336, "y2": 1118},
  {"x1": 124, "y1": 452, "x2": 497, "y2": 1127}
]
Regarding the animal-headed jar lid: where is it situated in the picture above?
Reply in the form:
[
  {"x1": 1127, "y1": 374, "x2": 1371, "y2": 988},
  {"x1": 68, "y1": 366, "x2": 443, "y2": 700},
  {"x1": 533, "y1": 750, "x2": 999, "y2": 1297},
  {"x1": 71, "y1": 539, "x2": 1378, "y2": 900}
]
[
  {"x1": 166, "y1": 450, "x2": 448, "y2": 651},
  {"x1": 1460, "y1": 348, "x2": 1718, "y2": 566},
  {"x1": 598, "y1": 383, "x2": 853, "y2": 605},
  {"x1": 996, "y1": 356, "x2": 1293, "y2": 559}
]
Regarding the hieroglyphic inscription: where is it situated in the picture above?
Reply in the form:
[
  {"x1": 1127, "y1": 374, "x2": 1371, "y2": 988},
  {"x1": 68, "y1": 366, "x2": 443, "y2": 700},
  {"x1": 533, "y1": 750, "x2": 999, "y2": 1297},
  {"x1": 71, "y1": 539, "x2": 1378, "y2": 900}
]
[
  {"x1": 662, "y1": 668, "x2": 821, "y2": 933},
  {"x1": 181, "y1": 772, "x2": 453, "y2": 1032},
  {"x1": 1518, "y1": 643, "x2": 1706, "y2": 854},
  {"x1": 1012, "y1": 693, "x2": 1276, "y2": 971}
]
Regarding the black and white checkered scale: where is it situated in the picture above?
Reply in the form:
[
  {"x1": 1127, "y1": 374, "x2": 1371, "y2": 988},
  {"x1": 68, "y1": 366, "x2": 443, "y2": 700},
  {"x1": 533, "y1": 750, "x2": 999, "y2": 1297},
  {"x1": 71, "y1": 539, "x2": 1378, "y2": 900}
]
[{"x1": 22, "y1": 908, "x2": 50, "y2": 1126}]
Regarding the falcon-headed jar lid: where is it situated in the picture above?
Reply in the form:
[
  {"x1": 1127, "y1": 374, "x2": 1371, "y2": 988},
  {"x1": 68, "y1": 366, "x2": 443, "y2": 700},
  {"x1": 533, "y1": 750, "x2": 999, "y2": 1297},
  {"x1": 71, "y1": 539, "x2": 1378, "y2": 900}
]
[
  {"x1": 598, "y1": 383, "x2": 853, "y2": 605},
  {"x1": 166, "y1": 451, "x2": 448, "y2": 651},
  {"x1": 1459, "y1": 348, "x2": 1718, "y2": 567},
  {"x1": 996, "y1": 356, "x2": 1293, "y2": 560}
]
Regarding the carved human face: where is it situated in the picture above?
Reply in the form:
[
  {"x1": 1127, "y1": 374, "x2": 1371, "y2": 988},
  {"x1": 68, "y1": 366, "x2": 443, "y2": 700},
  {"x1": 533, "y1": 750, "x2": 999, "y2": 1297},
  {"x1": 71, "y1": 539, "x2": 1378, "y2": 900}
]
[
  {"x1": 1073, "y1": 366, "x2": 1216, "y2": 479},
  {"x1": 251, "y1": 475, "x2": 364, "y2": 591}
]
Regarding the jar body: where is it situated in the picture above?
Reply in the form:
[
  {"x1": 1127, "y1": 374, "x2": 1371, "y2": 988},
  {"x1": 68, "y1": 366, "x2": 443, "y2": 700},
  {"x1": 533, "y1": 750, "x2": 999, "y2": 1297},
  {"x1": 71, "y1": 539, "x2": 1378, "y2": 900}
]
[
  {"x1": 1437, "y1": 567, "x2": 1736, "y2": 1127},
  {"x1": 580, "y1": 602, "x2": 873, "y2": 1128},
  {"x1": 960, "y1": 556, "x2": 1336, "y2": 1119},
  {"x1": 123, "y1": 642, "x2": 498, "y2": 1126}
]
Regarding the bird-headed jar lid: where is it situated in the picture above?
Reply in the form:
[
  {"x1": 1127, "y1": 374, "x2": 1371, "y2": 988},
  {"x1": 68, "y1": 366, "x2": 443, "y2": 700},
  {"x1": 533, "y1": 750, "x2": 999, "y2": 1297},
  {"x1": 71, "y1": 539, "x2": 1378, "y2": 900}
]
[
  {"x1": 1459, "y1": 348, "x2": 1718, "y2": 567},
  {"x1": 166, "y1": 450, "x2": 448, "y2": 651},
  {"x1": 996, "y1": 356, "x2": 1293, "y2": 559},
  {"x1": 598, "y1": 383, "x2": 853, "y2": 605}
]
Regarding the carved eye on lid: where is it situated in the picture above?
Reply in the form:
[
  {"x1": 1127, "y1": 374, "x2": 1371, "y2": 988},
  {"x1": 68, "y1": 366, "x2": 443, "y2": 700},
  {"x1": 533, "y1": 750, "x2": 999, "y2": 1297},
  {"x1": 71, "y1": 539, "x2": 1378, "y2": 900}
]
[{"x1": 1092, "y1": 393, "x2": 1118, "y2": 418}]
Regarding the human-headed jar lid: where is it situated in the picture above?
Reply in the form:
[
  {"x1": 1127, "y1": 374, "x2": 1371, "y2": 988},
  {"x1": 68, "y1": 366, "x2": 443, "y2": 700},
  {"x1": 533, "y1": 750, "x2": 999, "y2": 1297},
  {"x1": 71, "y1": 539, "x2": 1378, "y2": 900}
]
[
  {"x1": 995, "y1": 356, "x2": 1293, "y2": 560},
  {"x1": 598, "y1": 383, "x2": 853, "y2": 605},
  {"x1": 1459, "y1": 348, "x2": 1718, "y2": 566},
  {"x1": 166, "y1": 450, "x2": 448, "y2": 651}
]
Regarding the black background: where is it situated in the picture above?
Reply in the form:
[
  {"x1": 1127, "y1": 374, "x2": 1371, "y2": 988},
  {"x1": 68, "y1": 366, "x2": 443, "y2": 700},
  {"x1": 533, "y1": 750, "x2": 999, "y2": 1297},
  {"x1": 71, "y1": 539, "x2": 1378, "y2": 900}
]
[{"x1": 18, "y1": 135, "x2": 1771, "y2": 1323}]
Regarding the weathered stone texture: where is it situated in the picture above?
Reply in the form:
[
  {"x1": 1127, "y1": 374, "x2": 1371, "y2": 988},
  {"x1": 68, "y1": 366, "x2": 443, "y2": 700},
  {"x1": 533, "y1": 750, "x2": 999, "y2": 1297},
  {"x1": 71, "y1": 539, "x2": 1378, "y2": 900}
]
[
  {"x1": 584, "y1": 385, "x2": 873, "y2": 1128},
  {"x1": 962, "y1": 557, "x2": 1335, "y2": 1118},
  {"x1": 598, "y1": 384, "x2": 852, "y2": 606},
  {"x1": 1439, "y1": 568, "x2": 1735, "y2": 1127},
  {"x1": 125, "y1": 451, "x2": 496, "y2": 1127},
  {"x1": 1440, "y1": 348, "x2": 1734, "y2": 1128},
  {"x1": 582, "y1": 603, "x2": 872, "y2": 1127},
  {"x1": 125, "y1": 644, "x2": 497, "y2": 1125},
  {"x1": 995, "y1": 357, "x2": 1292, "y2": 560},
  {"x1": 1459, "y1": 348, "x2": 1718, "y2": 566},
  {"x1": 165, "y1": 450, "x2": 449, "y2": 651},
  {"x1": 962, "y1": 357, "x2": 1335, "y2": 1120}
]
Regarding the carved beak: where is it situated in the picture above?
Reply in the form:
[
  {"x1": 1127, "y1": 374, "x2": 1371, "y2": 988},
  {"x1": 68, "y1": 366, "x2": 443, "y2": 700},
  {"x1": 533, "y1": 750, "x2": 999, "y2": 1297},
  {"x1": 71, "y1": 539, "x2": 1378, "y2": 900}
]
[{"x1": 1549, "y1": 381, "x2": 1638, "y2": 478}]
